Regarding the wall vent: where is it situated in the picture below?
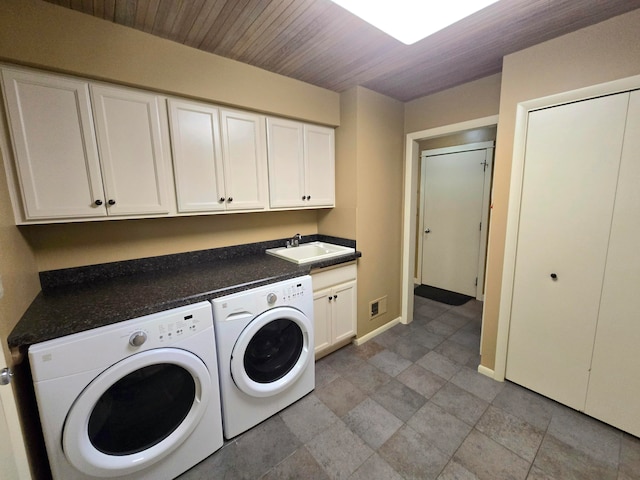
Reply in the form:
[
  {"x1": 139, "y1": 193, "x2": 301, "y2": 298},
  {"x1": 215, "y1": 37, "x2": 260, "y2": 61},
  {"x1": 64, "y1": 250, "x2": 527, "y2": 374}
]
[{"x1": 369, "y1": 295, "x2": 388, "y2": 320}]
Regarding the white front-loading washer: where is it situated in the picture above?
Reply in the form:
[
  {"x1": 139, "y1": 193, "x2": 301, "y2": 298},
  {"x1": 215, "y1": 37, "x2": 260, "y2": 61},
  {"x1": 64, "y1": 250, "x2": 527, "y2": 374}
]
[
  {"x1": 28, "y1": 301, "x2": 223, "y2": 480},
  {"x1": 212, "y1": 275, "x2": 314, "y2": 439}
]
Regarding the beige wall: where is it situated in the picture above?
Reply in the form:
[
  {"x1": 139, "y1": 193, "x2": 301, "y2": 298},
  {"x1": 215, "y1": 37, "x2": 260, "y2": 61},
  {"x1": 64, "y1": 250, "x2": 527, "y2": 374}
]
[
  {"x1": 0, "y1": 0, "x2": 339, "y2": 126},
  {"x1": 321, "y1": 87, "x2": 404, "y2": 337},
  {"x1": 22, "y1": 212, "x2": 319, "y2": 271},
  {"x1": 482, "y1": 9, "x2": 640, "y2": 369},
  {"x1": 318, "y1": 89, "x2": 358, "y2": 239},
  {"x1": 405, "y1": 74, "x2": 502, "y2": 134},
  {"x1": 0, "y1": 150, "x2": 40, "y2": 352}
]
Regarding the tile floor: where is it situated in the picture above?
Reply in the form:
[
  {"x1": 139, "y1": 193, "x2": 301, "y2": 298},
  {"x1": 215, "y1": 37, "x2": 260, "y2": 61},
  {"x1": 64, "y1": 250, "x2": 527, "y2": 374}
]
[{"x1": 179, "y1": 295, "x2": 640, "y2": 480}]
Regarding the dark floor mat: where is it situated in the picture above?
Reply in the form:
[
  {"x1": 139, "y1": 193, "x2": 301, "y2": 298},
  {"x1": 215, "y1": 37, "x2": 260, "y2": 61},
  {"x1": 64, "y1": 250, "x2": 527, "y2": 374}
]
[{"x1": 414, "y1": 284, "x2": 473, "y2": 306}]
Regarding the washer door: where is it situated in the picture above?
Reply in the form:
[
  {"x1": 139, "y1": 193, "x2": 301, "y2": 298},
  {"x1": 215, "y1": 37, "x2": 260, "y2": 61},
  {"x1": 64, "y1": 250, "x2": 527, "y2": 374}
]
[
  {"x1": 231, "y1": 306, "x2": 312, "y2": 398},
  {"x1": 62, "y1": 348, "x2": 211, "y2": 478}
]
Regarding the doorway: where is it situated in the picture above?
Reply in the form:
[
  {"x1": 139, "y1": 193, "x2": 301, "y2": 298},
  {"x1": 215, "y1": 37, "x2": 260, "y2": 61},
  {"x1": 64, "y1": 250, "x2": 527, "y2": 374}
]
[
  {"x1": 418, "y1": 142, "x2": 494, "y2": 299},
  {"x1": 401, "y1": 116, "x2": 498, "y2": 336}
]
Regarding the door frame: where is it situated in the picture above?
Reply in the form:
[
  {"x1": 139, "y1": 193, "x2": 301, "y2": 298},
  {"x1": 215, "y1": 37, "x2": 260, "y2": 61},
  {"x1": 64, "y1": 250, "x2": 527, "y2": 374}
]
[
  {"x1": 401, "y1": 115, "x2": 498, "y2": 328},
  {"x1": 417, "y1": 141, "x2": 494, "y2": 300},
  {"x1": 1, "y1": 339, "x2": 32, "y2": 480},
  {"x1": 493, "y1": 74, "x2": 640, "y2": 381}
]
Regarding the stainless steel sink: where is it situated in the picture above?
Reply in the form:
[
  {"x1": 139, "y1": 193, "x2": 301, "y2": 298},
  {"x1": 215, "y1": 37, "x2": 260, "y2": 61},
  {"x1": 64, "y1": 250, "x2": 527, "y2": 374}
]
[{"x1": 266, "y1": 241, "x2": 355, "y2": 264}]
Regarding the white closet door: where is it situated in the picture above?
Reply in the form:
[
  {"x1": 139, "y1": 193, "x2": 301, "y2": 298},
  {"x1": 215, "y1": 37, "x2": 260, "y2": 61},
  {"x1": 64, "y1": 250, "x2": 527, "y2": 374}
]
[
  {"x1": 585, "y1": 90, "x2": 640, "y2": 436},
  {"x1": 506, "y1": 93, "x2": 629, "y2": 410}
]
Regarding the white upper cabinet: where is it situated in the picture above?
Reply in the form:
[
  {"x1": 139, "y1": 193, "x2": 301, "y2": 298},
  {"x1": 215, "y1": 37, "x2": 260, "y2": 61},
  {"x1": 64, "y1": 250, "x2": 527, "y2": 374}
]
[
  {"x1": 168, "y1": 99, "x2": 226, "y2": 213},
  {"x1": 219, "y1": 109, "x2": 268, "y2": 211},
  {"x1": 304, "y1": 124, "x2": 335, "y2": 207},
  {"x1": 90, "y1": 84, "x2": 172, "y2": 216},
  {"x1": 1, "y1": 65, "x2": 332, "y2": 223},
  {"x1": 168, "y1": 101, "x2": 267, "y2": 213},
  {"x1": 267, "y1": 118, "x2": 335, "y2": 209},
  {"x1": 1, "y1": 68, "x2": 106, "y2": 219}
]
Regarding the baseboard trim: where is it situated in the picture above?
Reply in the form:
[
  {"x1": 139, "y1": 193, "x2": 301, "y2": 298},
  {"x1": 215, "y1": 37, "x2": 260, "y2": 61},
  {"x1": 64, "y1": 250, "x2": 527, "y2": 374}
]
[
  {"x1": 477, "y1": 364, "x2": 498, "y2": 380},
  {"x1": 353, "y1": 317, "x2": 402, "y2": 346}
]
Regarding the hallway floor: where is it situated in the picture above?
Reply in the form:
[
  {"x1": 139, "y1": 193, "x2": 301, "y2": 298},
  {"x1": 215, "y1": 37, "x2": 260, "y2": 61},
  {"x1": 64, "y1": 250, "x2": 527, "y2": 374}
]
[{"x1": 179, "y1": 295, "x2": 640, "y2": 479}]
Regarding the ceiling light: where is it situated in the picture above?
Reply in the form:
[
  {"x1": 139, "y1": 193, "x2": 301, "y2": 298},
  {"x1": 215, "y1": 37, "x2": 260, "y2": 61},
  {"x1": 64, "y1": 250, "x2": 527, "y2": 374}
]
[{"x1": 330, "y1": 0, "x2": 500, "y2": 45}]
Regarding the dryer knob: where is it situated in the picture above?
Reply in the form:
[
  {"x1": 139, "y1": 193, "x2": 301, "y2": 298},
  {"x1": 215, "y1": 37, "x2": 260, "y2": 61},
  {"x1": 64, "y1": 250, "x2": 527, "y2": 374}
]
[
  {"x1": 129, "y1": 331, "x2": 147, "y2": 347},
  {"x1": 267, "y1": 293, "x2": 277, "y2": 304}
]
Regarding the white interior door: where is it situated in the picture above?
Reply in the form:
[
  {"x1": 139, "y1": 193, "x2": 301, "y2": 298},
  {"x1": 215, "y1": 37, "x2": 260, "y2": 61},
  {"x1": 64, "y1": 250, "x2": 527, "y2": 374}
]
[
  {"x1": 506, "y1": 92, "x2": 629, "y2": 410},
  {"x1": 585, "y1": 90, "x2": 640, "y2": 436},
  {"x1": 420, "y1": 146, "x2": 489, "y2": 297}
]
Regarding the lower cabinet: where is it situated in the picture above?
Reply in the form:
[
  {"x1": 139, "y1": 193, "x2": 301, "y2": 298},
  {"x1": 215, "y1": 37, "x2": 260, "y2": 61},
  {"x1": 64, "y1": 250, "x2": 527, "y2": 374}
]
[{"x1": 312, "y1": 263, "x2": 357, "y2": 358}]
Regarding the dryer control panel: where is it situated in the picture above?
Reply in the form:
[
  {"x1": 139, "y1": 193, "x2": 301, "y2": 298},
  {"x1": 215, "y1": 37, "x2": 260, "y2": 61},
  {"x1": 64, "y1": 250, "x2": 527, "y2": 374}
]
[{"x1": 28, "y1": 301, "x2": 214, "y2": 382}]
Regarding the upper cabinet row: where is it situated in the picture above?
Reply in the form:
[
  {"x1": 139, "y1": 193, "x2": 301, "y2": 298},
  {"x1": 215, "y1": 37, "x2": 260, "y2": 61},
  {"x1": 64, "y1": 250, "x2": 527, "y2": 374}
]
[{"x1": 0, "y1": 66, "x2": 335, "y2": 224}]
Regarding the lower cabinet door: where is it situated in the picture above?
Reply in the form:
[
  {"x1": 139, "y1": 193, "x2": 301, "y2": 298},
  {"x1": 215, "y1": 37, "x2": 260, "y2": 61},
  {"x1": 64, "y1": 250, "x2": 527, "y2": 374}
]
[
  {"x1": 332, "y1": 280, "x2": 356, "y2": 344},
  {"x1": 313, "y1": 288, "x2": 332, "y2": 354}
]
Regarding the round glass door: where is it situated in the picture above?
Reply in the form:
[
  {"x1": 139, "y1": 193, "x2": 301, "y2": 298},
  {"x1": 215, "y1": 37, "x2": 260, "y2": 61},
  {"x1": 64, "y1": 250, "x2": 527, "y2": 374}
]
[
  {"x1": 244, "y1": 318, "x2": 303, "y2": 383},
  {"x1": 231, "y1": 306, "x2": 312, "y2": 398},
  {"x1": 63, "y1": 348, "x2": 211, "y2": 477}
]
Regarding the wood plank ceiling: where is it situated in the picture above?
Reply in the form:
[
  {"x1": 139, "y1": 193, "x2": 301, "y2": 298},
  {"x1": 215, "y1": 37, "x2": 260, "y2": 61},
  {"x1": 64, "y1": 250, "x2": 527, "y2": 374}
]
[{"x1": 44, "y1": 0, "x2": 640, "y2": 102}]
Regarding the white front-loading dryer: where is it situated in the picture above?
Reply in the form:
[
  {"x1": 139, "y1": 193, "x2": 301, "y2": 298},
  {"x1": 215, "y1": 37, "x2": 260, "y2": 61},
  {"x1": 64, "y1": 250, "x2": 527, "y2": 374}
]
[
  {"x1": 28, "y1": 302, "x2": 223, "y2": 480},
  {"x1": 212, "y1": 275, "x2": 314, "y2": 439}
]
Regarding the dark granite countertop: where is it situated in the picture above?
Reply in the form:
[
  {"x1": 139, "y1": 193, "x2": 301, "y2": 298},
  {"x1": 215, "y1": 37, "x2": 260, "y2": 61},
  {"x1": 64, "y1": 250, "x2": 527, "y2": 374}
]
[{"x1": 8, "y1": 235, "x2": 360, "y2": 351}]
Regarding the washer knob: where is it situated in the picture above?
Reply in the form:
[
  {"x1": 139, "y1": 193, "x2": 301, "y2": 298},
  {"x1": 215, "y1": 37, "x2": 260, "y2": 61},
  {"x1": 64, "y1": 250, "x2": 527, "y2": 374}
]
[
  {"x1": 129, "y1": 331, "x2": 147, "y2": 347},
  {"x1": 267, "y1": 293, "x2": 277, "y2": 304}
]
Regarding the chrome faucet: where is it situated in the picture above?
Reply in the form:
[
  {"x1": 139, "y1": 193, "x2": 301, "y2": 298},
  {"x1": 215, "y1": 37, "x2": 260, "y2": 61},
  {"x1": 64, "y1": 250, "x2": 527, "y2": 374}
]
[{"x1": 286, "y1": 233, "x2": 302, "y2": 248}]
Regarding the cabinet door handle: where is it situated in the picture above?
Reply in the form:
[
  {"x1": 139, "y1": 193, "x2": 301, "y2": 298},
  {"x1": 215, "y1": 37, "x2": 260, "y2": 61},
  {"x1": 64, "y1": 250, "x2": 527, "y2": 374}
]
[
  {"x1": 328, "y1": 296, "x2": 333, "y2": 301},
  {"x1": 307, "y1": 195, "x2": 311, "y2": 200},
  {"x1": 550, "y1": 273, "x2": 558, "y2": 280},
  {"x1": 334, "y1": 294, "x2": 338, "y2": 300},
  {"x1": 302, "y1": 195, "x2": 307, "y2": 200},
  {"x1": 108, "y1": 199, "x2": 116, "y2": 206},
  {"x1": 219, "y1": 197, "x2": 225, "y2": 202},
  {"x1": 227, "y1": 197, "x2": 233, "y2": 202},
  {"x1": 94, "y1": 199, "x2": 103, "y2": 206}
]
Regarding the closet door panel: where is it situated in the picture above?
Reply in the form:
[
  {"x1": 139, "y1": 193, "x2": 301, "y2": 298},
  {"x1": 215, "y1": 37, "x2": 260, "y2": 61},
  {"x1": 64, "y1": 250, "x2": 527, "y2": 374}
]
[
  {"x1": 585, "y1": 90, "x2": 640, "y2": 436},
  {"x1": 506, "y1": 93, "x2": 629, "y2": 410}
]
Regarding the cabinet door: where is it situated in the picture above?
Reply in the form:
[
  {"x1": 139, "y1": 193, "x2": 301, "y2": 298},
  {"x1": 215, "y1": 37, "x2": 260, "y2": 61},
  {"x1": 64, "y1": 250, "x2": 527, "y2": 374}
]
[
  {"x1": 313, "y1": 288, "x2": 332, "y2": 354},
  {"x1": 168, "y1": 99, "x2": 226, "y2": 212},
  {"x1": 304, "y1": 124, "x2": 335, "y2": 207},
  {"x1": 91, "y1": 85, "x2": 171, "y2": 216},
  {"x1": 1, "y1": 68, "x2": 106, "y2": 219},
  {"x1": 219, "y1": 109, "x2": 267, "y2": 211},
  {"x1": 585, "y1": 90, "x2": 640, "y2": 436},
  {"x1": 266, "y1": 117, "x2": 305, "y2": 208},
  {"x1": 332, "y1": 280, "x2": 357, "y2": 344},
  {"x1": 506, "y1": 93, "x2": 629, "y2": 410}
]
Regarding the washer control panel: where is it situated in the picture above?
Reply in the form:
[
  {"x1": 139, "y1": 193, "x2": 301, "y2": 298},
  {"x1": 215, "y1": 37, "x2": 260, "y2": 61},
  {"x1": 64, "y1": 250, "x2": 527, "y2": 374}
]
[
  {"x1": 265, "y1": 280, "x2": 307, "y2": 306},
  {"x1": 28, "y1": 301, "x2": 214, "y2": 382},
  {"x1": 135, "y1": 307, "x2": 209, "y2": 347}
]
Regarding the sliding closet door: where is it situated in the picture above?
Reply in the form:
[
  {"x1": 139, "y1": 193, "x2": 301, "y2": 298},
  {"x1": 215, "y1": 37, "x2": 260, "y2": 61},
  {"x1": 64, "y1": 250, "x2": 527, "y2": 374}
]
[
  {"x1": 506, "y1": 93, "x2": 629, "y2": 410},
  {"x1": 585, "y1": 90, "x2": 640, "y2": 436}
]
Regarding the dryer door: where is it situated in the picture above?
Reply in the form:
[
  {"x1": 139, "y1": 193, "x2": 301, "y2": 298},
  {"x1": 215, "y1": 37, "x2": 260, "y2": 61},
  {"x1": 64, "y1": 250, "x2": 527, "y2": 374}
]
[
  {"x1": 62, "y1": 348, "x2": 211, "y2": 478},
  {"x1": 231, "y1": 306, "x2": 312, "y2": 398}
]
